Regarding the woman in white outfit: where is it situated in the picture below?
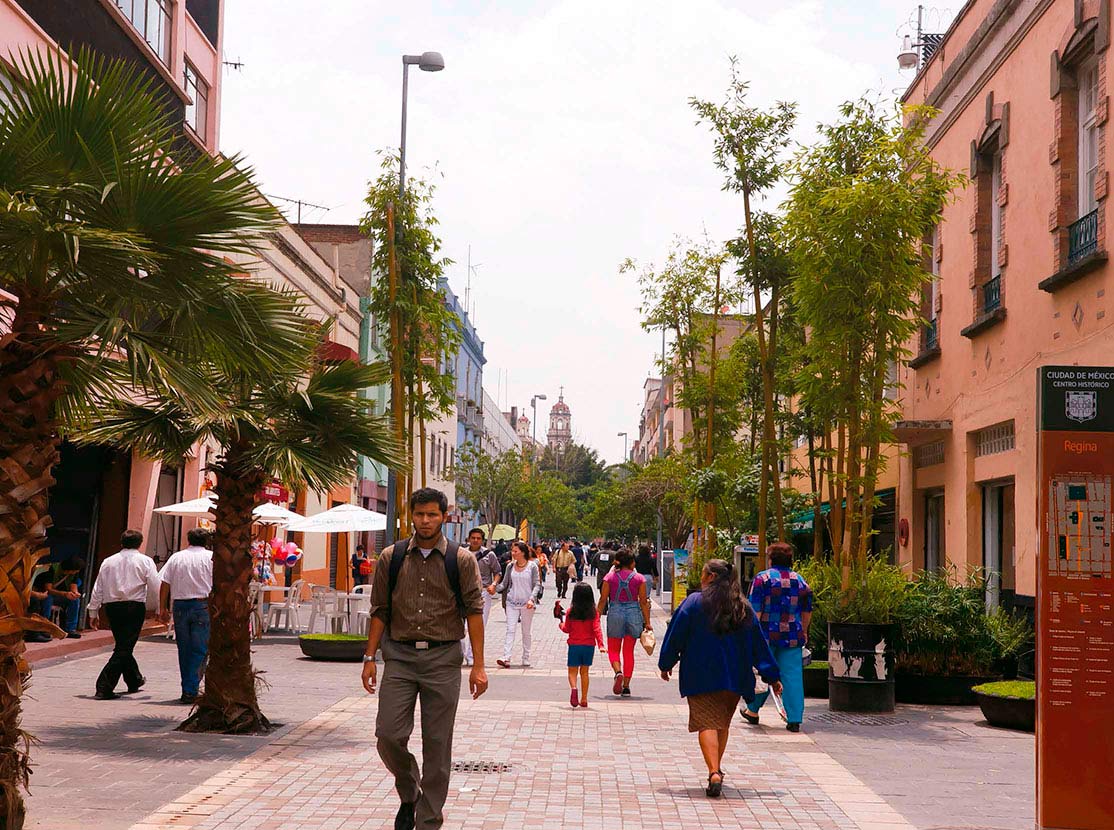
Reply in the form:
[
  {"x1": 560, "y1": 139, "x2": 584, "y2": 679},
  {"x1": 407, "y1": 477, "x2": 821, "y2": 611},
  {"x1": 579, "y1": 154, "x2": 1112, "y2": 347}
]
[{"x1": 496, "y1": 540, "x2": 542, "y2": 668}]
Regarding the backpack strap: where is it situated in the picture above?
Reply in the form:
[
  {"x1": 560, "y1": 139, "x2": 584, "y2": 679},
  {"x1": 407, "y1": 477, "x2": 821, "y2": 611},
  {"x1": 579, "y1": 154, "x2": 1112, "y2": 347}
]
[
  {"x1": 444, "y1": 541, "x2": 464, "y2": 615},
  {"x1": 386, "y1": 538, "x2": 410, "y2": 634}
]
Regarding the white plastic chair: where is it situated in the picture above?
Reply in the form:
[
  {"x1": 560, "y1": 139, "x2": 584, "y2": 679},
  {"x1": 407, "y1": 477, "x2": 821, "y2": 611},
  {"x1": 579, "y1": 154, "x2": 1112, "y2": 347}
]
[
  {"x1": 351, "y1": 585, "x2": 373, "y2": 635},
  {"x1": 306, "y1": 586, "x2": 348, "y2": 634},
  {"x1": 247, "y1": 582, "x2": 267, "y2": 639},
  {"x1": 265, "y1": 579, "x2": 306, "y2": 633}
]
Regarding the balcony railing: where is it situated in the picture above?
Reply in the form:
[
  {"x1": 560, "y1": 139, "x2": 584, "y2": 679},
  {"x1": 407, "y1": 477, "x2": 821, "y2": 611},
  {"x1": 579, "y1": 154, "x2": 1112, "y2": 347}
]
[
  {"x1": 924, "y1": 318, "x2": 938, "y2": 351},
  {"x1": 983, "y1": 276, "x2": 1002, "y2": 313},
  {"x1": 1069, "y1": 208, "x2": 1099, "y2": 265}
]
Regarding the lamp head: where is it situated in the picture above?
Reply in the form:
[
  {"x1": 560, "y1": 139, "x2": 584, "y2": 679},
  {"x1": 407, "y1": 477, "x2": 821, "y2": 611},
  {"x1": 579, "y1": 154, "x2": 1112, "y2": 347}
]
[
  {"x1": 419, "y1": 51, "x2": 445, "y2": 71},
  {"x1": 897, "y1": 35, "x2": 918, "y2": 70}
]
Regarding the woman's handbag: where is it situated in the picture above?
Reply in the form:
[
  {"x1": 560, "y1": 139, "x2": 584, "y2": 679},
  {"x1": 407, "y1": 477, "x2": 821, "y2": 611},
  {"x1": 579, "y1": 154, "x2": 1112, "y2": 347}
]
[
  {"x1": 639, "y1": 627, "x2": 656, "y2": 656},
  {"x1": 566, "y1": 563, "x2": 577, "y2": 579}
]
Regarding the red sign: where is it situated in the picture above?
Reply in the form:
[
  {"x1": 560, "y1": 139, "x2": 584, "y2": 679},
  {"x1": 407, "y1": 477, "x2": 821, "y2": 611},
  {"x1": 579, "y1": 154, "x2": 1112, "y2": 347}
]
[
  {"x1": 1037, "y1": 367, "x2": 1114, "y2": 830},
  {"x1": 259, "y1": 482, "x2": 290, "y2": 504}
]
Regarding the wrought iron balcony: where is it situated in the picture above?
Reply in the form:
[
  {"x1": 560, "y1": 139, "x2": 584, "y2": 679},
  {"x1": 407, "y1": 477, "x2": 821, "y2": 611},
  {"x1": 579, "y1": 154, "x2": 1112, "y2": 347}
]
[
  {"x1": 924, "y1": 318, "x2": 938, "y2": 351},
  {"x1": 983, "y1": 275, "x2": 1001, "y2": 313},
  {"x1": 1069, "y1": 208, "x2": 1099, "y2": 265}
]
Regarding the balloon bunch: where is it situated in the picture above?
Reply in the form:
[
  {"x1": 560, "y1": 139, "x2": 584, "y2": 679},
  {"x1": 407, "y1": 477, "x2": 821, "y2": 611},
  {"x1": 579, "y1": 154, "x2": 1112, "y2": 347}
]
[{"x1": 267, "y1": 537, "x2": 303, "y2": 567}]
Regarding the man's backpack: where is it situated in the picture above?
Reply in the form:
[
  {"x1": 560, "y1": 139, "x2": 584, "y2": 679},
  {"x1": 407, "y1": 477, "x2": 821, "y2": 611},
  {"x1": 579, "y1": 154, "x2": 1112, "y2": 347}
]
[{"x1": 386, "y1": 538, "x2": 465, "y2": 627}]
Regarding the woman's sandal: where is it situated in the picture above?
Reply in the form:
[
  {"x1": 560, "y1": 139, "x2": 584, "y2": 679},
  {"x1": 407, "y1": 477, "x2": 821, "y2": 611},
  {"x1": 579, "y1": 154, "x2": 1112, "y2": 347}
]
[{"x1": 705, "y1": 770, "x2": 724, "y2": 798}]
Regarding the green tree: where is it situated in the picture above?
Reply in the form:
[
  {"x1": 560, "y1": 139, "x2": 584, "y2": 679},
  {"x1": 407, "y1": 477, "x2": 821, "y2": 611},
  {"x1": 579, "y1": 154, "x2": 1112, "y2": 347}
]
[
  {"x1": 0, "y1": 51, "x2": 302, "y2": 826},
  {"x1": 691, "y1": 60, "x2": 797, "y2": 544},
  {"x1": 450, "y1": 445, "x2": 525, "y2": 529},
  {"x1": 79, "y1": 345, "x2": 403, "y2": 735},
  {"x1": 785, "y1": 100, "x2": 962, "y2": 584},
  {"x1": 537, "y1": 441, "x2": 606, "y2": 489},
  {"x1": 360, "y1": 154, "x2": 460, "y2": 528}
]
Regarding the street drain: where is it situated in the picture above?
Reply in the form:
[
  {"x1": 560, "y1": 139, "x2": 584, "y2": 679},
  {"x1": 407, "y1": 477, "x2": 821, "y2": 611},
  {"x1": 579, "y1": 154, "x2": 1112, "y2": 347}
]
[
  {"x1": 810, "y1": 713, "x2": 909, "y2": 726},
  {"x1": 452, "y1": 760, "x2": 513, "y2": 774}
]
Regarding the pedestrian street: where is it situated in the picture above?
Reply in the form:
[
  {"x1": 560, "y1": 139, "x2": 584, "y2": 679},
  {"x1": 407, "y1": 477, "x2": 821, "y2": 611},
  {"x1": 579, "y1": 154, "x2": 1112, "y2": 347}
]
[{"x1": 24, "y1": 572, "x2": 1030, "y2": 830}]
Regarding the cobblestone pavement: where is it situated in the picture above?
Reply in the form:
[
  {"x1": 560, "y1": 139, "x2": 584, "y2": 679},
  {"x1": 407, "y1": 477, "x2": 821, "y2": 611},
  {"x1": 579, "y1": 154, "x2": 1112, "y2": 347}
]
[{"x1": 21, "y1": 577, "x2": 1033, "y2": 830}]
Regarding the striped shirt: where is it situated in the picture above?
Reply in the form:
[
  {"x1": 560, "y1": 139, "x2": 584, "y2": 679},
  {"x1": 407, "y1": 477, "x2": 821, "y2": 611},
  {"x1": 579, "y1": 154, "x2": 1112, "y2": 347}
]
[{"x1": 368, "y1": 534, "x2": 484, "y2": 642}]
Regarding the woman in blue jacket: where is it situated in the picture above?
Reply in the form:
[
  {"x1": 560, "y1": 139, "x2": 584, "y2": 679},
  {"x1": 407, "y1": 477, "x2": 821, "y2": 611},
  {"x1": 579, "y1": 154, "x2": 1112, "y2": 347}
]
[{"x1": 659, "y1": 558, "x2": 781, "y2": 797}]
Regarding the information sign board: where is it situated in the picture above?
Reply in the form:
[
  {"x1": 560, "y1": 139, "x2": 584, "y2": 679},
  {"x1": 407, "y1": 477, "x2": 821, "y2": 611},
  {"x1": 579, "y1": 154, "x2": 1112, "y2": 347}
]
[{"x1": 1037, "y1": 366, "x2": 1114, "y2": 830}]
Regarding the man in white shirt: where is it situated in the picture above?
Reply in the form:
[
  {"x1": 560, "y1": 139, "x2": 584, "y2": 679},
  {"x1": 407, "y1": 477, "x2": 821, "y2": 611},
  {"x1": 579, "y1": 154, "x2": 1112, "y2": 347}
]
[
  {"x1": 88, "y1": 529, "x2": 161, "y2": 700},
  {"x1": 462, "y1": 527, "x2": 501, "y2": 667},
  {"x1": 159, "y1": 528, "x2": 214, "y2": 704}
]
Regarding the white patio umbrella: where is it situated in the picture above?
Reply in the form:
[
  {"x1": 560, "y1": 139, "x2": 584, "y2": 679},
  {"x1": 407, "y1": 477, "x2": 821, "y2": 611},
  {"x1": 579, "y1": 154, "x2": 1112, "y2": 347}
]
[
  {"x1": 284, "y1": 503, "x2": 387, "y2": 533},
  {"x1": 153, "y1": 495, "x2": 216, "y2": 518},
  {"x1": 252, "y1": 502, "x2": 305, "y2": 526}
]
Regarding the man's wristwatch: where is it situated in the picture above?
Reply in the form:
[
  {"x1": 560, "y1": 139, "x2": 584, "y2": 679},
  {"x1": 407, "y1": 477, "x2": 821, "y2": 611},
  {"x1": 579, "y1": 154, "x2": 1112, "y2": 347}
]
[{"x1": 362, "y1": 654, "x2": 375, "y2": 664}]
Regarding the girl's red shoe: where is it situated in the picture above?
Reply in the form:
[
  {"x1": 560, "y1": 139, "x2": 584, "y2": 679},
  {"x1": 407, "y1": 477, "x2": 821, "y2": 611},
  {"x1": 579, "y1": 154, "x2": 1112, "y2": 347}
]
[
  {"x1": 579, "y1": 699, "x2": 588, "y2": 708},
  {"x1": 570, "y1": 688, "x2": 579, "y2": 708}
]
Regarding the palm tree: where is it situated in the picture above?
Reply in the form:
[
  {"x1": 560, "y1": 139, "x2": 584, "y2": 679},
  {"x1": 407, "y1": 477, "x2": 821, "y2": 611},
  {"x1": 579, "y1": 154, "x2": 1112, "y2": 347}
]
[
  {"x1": 79, "y1": 349, "x2": 403, "y2": 734},
  {"x1": 0, "y1": 50, "x2": 307, "y2": 826}
]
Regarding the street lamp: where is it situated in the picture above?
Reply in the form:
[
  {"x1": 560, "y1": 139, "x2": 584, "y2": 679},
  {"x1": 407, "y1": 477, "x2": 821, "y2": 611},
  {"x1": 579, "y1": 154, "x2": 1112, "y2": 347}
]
[
  {"x1": 385, "y1": 49, "x2": 444, "y2": 545},
  {"x1": 617, "y1": 431, "x2": 628, "y2": 462},
  {"x1": 531, "y1": 394, "x2": 547, "y2": 449}
]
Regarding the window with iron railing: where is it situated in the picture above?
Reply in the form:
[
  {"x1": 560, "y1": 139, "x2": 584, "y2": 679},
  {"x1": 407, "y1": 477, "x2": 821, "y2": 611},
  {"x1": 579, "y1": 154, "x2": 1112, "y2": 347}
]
[
  {"x1": 115, "y1": 0, "x2": 172, "y2": 66},
  {"x1": 983, "y1": 275, "x2": 1001, "y2": 313},
  {"x1": 913, "y1": 440, "x2": 945, "y2": 469},
  {"x1": 1069, "y1": 209, "x2": 1098, "y2": 265},
  {"x1": 924, "y1": 318, "x2": 938, "y2": 351}
]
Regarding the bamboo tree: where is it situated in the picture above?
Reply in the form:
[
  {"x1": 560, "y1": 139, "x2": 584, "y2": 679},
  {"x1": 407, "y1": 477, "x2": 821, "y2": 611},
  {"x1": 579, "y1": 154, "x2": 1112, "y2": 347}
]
[
  {"x1": 785, "y1": 99, "x2": 963, "y2": 588},
  {"x1": 690, "y1": 59, "x2": 797, "y2": 544}
]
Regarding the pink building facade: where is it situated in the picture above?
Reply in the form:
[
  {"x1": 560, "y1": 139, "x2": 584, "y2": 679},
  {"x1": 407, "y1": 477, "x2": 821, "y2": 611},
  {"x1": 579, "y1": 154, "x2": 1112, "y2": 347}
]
[{"x1": 897, "y1": 0, "x2": 1112, "y2": 608}]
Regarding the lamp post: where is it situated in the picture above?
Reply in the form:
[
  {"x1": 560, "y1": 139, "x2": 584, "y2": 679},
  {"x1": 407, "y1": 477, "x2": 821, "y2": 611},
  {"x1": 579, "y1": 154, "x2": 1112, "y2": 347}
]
[
  {"x1": 385, "y1": 49, "x2": 444, "y2": 545},
  {"x1": 531, "y1": 394, "x2": 547, "y2": 451},
  {"x1": 617, "y1": 431, "x2": 628, "y2": 462}
]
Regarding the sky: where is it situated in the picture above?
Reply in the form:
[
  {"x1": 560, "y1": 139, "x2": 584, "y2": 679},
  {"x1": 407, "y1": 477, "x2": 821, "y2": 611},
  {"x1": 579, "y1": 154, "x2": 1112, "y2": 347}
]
[{"x1": 219, "y1": 0, "x2": 957, "y2": 465}]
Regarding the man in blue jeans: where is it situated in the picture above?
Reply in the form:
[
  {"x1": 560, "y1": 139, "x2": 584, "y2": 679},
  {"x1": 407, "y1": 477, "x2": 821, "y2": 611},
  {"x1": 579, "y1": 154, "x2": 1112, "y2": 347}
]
[
  {"x1": 743, "y1": 541, "x2": 812, "y2": 732},
  {"x1": 159, "y1": 528, "x2": 213, "y2": 704},
  {"x1": 42, "y1": 558, "x2": 86, "y2": 639}
]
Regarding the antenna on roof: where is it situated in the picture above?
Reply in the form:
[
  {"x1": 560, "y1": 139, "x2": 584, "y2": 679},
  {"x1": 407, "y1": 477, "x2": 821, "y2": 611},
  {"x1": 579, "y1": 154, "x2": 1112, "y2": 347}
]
[
  {"x1": 465, "y1": 245, "x2": 482, "y2": 323},
  {"x1": 266, "y1": 194, "x2": 331, "y2": 224},
  {"x1": 223, "y1": 59, "x2": 245, "y2": 71}
]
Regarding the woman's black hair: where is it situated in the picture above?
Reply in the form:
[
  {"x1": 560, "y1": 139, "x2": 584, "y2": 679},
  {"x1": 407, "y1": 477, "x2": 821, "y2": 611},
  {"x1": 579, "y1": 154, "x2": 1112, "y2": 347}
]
[
  {"x1": 566, "y1": 582, "x2": 596, "y2": 621},
  {"x1": 701, "y1": 558, "x2": 752, "y2": 635},
  {"x1": 614, "y1": 548, "x2": 635, "y2": 570}
]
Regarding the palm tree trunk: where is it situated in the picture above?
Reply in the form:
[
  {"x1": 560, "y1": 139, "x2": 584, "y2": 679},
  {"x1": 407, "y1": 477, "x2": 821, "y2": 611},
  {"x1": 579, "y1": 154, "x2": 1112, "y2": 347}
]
[
  {"x1": 0, "y1": 303, "x2": 68, "y2": 828},
  {"x1": 179, "y1": 443, "x2": 271, "y2": 735}
]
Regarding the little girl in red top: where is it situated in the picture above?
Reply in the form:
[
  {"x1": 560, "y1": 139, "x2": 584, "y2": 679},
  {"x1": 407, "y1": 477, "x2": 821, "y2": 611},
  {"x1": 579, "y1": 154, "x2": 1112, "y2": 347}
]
[{"x1": 558, "y1": 582, "x2": 606, "y2": 707}]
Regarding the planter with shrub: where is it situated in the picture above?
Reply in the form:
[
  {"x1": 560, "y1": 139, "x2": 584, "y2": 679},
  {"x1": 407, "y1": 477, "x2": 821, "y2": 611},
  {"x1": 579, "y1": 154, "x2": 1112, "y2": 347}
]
[
  {"x1": 298, "y1": 633, "x2": 367, "y2": 662},
  {"x1": 972, "y1": 680, "x2": 1035, "y2": 731},
  {"x1": 803, "y1": 660, "x2": 829, "y2": 698}
]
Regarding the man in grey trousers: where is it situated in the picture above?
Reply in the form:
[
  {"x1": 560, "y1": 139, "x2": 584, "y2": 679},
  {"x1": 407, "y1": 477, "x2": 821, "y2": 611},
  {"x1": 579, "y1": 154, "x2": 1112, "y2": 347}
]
[{"x1": 362, "y1": 488, "x2": 487, "y2": 830}]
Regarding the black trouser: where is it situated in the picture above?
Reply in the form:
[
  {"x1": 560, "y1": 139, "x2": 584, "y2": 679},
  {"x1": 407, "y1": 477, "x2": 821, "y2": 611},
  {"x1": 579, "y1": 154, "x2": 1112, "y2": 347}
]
[
  {"x1": 555, "y1": 570, "x2": 570, "y2": 598},
  {"x1": 95, "y1": 601, "x2": 146, "y2": 694}
]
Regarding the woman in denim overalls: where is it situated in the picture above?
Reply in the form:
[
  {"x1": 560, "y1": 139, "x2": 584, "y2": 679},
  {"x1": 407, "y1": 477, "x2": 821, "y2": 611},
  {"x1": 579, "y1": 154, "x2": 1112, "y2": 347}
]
[{"x1": 597, "y1": 548, "x2": 651, "y2": 696}]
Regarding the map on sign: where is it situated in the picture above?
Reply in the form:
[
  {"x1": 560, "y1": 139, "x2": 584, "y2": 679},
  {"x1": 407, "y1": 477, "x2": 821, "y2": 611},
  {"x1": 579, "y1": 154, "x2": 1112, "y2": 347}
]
[{"x1": 1049, "y1": 475, "x2": 1113, "y2": 578}]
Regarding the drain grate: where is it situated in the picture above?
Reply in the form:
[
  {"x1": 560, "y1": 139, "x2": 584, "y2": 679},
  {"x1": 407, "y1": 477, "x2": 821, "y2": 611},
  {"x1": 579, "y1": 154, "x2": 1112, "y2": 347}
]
[
  {"x1": 810, "y1": 712, "x2": 909, "y2": 726},
  {"x1": 451, "y1": 760, "x2": 513, "y2": 774}
]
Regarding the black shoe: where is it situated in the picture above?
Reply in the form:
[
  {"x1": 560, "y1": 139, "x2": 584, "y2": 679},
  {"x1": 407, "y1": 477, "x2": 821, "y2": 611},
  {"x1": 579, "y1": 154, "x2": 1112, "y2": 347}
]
[
  {"x1": 786, "y1": 722, "x2": 801, "y2": 733},
  {"x1": 179, "y1": 693, "x2": 197, "y2": 704},
  {"x1": 94, "y1": 690, "x2": 119, "y2": 701},
  {"x1": 705, "y1": 770, "x2": 724, "y2": 798},
  {"x1": 126, "y1": 676, "x2": 146, "y2": 694},
  {"x1": 620, "y1": 686, "x2": 631, "y2": 696},
  {"x1": 24, "y1": 633, "x2": 51, "y2": 643},
  {"x1": 65, "y1": 632, "x2": 81, "y2": 639},
  {"x1": 394, "y1": 799, "x2": 416, "y2": 830},
  {"x1": 741, "y1": 710, "x2": 760, "y2": 725}
]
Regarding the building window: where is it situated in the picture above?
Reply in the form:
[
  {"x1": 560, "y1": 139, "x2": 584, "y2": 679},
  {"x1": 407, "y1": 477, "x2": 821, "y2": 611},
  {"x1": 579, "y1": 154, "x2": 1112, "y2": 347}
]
[
  {"x1": 184, "y1": 62, "x2": 209, "y2": 142},
  {"x1": 1078, "y1": 59, "x2": 1099, "y2": 218},
  {"x1": 990, "y1": 152, "x2": 1003, "y2": 280},
  {"x1": 975, "y1": 421, "x2": 1015, "y2": 457},
  {"x1": 913, "y1": 440, "x2": 945, "y2": 468},
  {"x1": 115, "y1": 0, "x2": 172, "y2": 66}
]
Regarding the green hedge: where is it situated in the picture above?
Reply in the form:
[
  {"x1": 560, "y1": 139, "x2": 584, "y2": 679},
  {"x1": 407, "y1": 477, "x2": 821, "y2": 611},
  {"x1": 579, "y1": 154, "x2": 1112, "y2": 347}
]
[
  {"x1": 972, "y1": 680, "x2": 1035, "y2": 700},
  {"x1": 299, "y1": 633, "x2": 366, "y2": 642}
]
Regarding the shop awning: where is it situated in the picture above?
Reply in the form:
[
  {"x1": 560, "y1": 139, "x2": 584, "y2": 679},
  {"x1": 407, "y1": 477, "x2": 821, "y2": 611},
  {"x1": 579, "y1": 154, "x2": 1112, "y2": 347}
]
[{"x1": 788, "y1": 488, "x2": 896, "y2": 532}]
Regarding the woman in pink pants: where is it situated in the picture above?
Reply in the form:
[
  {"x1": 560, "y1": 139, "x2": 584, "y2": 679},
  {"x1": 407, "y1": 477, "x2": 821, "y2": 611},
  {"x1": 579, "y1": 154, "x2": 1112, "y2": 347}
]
[{"x1": 596, "y1": 548, "x2": 651, "y2": 696}]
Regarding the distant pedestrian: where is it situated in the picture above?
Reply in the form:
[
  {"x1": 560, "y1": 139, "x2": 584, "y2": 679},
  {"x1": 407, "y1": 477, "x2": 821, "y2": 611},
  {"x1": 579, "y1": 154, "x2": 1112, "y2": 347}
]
[
  {"x1": 361, "y1": 488, "x2": 487, "y2": 830},
  {"x1": 496, "y1": 541, "x2": 542, "y2": 668},
  {"x1": 159, "y1": 528, "x2": 214, "y2": 704},
  {"x1": 588, "y1": 543, "x2": 599, "y2": 577},
  {"x1": 462, "y1": 527, "x2": 501, "y2": 667},
  {"x1": 87, "y1": 529, "x2": 160, "y2": 700},
  {"x1": 658, "y1": 559, "x2": 781, "y2": 798},
  {"x1": 351, "y1": 543, "x2": 371, "y2": 586},
  {"x1": 594, "y1": 542, "x2": 614, "y2": 588},
  {"x1": 42, "y1": 558, "x2": 85, "y2": 639},
  {"x1": 558, "y1": 583, "x2": 605, "y2": 707},
  {"x1": 742, "y1": 542, "x2": 812, "y2": 733},
  {"x1": 635, "y1": 543, "x2": 657, "y2": 595},
  {"x1": 494, "y1": 539, "x2": 510, "y2": 570},
  {"x1": 597, "y1": 548, "x2": 651, "y2": 696},
  {"x1": 571, "y1": 542, "x2": 586, "y2": 582},
  {"x1": 552, "y1": 541, "x2": 575, "y2": 598}
]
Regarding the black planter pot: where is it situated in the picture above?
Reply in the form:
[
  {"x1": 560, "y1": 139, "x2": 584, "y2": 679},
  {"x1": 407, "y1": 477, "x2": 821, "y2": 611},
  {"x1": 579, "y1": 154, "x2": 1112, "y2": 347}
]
[
  {"x1": 828, "y1": 622, "x2": 895, "y2": 713},
  {"x1": 803, "y1": 666, "x2": 829, "y2": 699},
  {"x1": 298, "y1": 636, "x2": 366, "y2": 662},
  {"x1": 975, "y1": 692, "x2": 1035, "y2": 731},
  {"x1": 896, "y1": 673, "x2": 997, "y2": 706}
]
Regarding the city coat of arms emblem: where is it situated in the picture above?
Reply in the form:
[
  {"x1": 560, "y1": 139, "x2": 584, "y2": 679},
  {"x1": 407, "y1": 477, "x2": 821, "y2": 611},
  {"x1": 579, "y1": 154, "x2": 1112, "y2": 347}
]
[{"x1": 1066, "y1": 390, "x2": 1098, "y2": 423}]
